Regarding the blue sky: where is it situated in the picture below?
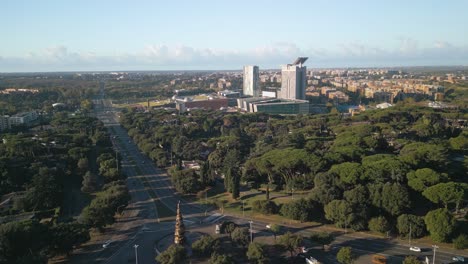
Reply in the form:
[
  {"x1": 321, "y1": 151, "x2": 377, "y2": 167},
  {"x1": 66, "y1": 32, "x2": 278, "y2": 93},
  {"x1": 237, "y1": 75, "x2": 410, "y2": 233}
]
[{"x1": 1, "y1": 0, "x2": 467, "y2": 72}]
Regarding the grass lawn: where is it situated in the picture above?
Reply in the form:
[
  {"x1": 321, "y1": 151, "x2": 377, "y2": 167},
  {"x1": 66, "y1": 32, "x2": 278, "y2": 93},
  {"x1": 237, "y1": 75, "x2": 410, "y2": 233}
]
[{"x1": 193, "y1": 183, "x2": 312, "y2": 225}]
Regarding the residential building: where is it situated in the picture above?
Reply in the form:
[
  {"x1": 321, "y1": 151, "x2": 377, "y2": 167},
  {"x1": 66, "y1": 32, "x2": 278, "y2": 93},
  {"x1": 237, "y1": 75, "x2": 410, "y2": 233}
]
[
  {"x1": 279, "y1": 57, "x2": 308, "y2": 100},
  {"x1": 0, "y1": 116, "x2": 10, "y2": 131},
  {"x1": 243, "y1": 65, "x2": 260, "y2": 97},
  {"x1": 9, "y1": 111, "x2": 38, "y2": 127}
]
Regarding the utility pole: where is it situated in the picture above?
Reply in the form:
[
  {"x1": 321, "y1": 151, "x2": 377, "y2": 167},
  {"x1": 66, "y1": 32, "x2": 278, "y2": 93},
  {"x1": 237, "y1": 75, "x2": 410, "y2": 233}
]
[
  {"x1": 432, "y1": 245, "x2": 438, "y2": 264},
  {"x1": 249, "y1": 220, "x2": 254, "y2": 243},
  {"x1": 134, "y1": 244, "x2": 139, "y2": 264},
  {"x1": 205, "y1": 190, "x2": 208, "y2": 216}
]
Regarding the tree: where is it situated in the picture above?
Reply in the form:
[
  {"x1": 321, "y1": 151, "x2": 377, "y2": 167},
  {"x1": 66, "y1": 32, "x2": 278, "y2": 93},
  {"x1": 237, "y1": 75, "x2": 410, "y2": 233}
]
[
  {"x1": 22, "y1": 167, "x2": 63, "y2": 211},
  {"x1": 368, "y1": 183, "x2": 410, "y2": 216},
  {"x1": 407, "y1": 168, "x2": 448, "y2": 192},
  {"x1": 209, "y1": 253, "x2": 234, "y2": 264},
  {"x1": 396, "y1": 214, "x2": 426, "y2": 238},
  {"x1": 422, "y1": 182, "x2": 467, "y2": 211},
  {"x1": 449, "y1": 132, "x2": 468, "y2": 151},
  {"x1": 324, "y1": 200, "x2": 353, "y2": 228},
  {"x1": 81, "y1": 171, "x2": 98, "y2": 193},
  {"x1": 155, "y1": 244, "x2": 187, "y2": 264},
  {"x1": 453, "y1": 234, "x2": 468, "y2": 250},
  {"x1": 280, "y1": 198, "x2": 320, "y2": 222},
  {"x1": 336, "y1": 247, "x2": 355, "y2": 264},
  {"x1": 252, "y1": 200, "x2": 278, "y2": 215},
  {"x1": 231, "y1": 227, "x2": 250, "y2": 248},
  {"x1": 368, "y1": 216, "x2": 390, "y2": 234},
  {"x1": 403, "y1": 256, "x2": 420, "y2": 264},
  {"x1": 343, "y1": 185, "x2": 368, "y2": 206},
  {"x1": 49, "y1": 222, "x2": 90, "y2": 256},
  {"x1": 77, "y1": 157, "x2": 89, "y2": 172},
  {"x1": 246, "y1": 242, "x2": 268, "y2": 264},
  {"x1": 0, "y1": 220, "x2": 49, "y2": 263},
  {"x1": 328, "y1": 162, "x2": 363, "y2": 186},
  {"x1": 278, "y1": 232, "x2": 302, "y2": 257},
  {"x1": 192, "y1": 235, "x2": 220, "y2": 257},
  {"x1": 424, "y1": 208, "x2": 456, "y2": 242},
  {"x1": 170, "y1": 169, "x2": 201, "y2": 194},
  {"x1": 80, "y1": 182, "x2": 130, "y2": 230},
  {"x1": 399, "y1": 142, "x2": 448, "y2": 170},
  {"x1": 309, "y1": 232, "x2": 334, "y2": 250},
  {"x1": 268, "y1": 224, "x2": 281, "y2": 241},
  {"x1": 222, "y1": 222, "x2": 237, "y2": 239}
]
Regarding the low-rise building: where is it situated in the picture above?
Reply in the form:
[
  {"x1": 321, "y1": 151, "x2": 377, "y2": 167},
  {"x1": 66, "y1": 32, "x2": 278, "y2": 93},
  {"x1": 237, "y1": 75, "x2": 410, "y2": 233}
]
[
  {"x1": 9, "y1": 111, "x2": 38, "y2": 127},
  {"x1": 0, "y1": 116, "x2": 10, "y2": 131}
]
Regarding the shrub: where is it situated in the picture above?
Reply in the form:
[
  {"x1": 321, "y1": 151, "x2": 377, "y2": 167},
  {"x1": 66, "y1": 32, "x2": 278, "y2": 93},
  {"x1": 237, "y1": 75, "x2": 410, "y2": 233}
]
[
  {"x1": 252, "y1": 200, "x2": 278, "y2": 215},
  {"x1": 368, "y1": 216, "x2": 390, "y2": 234},
  {"x1": 453, "y1": 234, "x2": 468, "y2": 250}
]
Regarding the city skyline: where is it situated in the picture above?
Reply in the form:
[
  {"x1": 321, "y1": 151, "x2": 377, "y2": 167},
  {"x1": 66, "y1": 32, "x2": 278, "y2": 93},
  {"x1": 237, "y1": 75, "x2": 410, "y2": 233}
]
[{"x1": 1, "y1": 0, "x2": 468, "y2": 72}]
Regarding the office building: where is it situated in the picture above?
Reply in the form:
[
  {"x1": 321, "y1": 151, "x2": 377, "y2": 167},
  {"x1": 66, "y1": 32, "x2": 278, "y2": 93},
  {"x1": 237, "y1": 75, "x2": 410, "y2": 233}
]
[
  {"x1": 279, "y1": 57, "x2": 308, "y2": 100},
  {"x1": 9, "y1": 111, "x2": 38, "y2": 127},
  {"x1": 243, "y1": 65, "x2": 260, "y2": 97},
  {"x1": 0, "y1": 116, "x2": 10, "y2": 131}
]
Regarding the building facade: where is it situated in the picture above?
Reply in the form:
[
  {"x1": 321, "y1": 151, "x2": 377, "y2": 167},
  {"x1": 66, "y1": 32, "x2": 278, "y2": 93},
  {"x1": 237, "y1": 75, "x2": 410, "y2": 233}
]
[
  {"x1": 0, "y1": 116, "x2": 10, "y2": 131},
  {"x1": 243, "y1": 65, "x2": 260, "y2": 97},
  {"x1": 8, "y1": 111, "x2": 38, "y2": 127},
  {"x1": 279, "y1": 57, "x2": 308, "y2": 100}
]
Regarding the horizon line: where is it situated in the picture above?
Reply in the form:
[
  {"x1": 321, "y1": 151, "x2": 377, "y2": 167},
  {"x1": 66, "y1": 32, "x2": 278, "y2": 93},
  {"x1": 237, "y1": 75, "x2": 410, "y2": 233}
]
[{"x1": 1, "y1": 64, "x2": 468, "y2": 74}]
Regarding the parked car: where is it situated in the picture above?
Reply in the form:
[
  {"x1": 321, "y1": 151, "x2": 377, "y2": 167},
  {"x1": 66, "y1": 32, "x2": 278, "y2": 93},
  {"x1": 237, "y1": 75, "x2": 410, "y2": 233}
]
[
  {"x1": 452, "y1": 256, "x2": 465, "y2": 262},
  {"x1": 409, "y1": 246, "x2": 421, "y2": 252}
]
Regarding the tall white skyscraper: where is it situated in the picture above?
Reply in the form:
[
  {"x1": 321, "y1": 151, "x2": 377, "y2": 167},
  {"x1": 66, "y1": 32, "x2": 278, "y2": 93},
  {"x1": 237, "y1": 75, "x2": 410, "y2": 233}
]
[
  {"x1": 243, "y1": 65, "x2": 260, "y2": 97},
  {"x1": 279, "y1": 57, "x2": 308, "y2": 100}
]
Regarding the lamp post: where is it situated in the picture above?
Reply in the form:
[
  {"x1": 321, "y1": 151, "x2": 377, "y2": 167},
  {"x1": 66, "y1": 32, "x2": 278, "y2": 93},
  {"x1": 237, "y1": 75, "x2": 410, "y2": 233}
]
[
  {"x1": 249, "y1": 220, "x2": 254, "y2": 243},
  {"x1": 432, "y1": 245, "x2": 438, "y2": 264},
  {"x1": 134, "y1": 244, "x2": 139, "y2": 264}
]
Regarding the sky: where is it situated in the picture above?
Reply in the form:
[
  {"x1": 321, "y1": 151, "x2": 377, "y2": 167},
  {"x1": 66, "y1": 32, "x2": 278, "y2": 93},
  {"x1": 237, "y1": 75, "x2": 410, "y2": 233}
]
[{"x1": 1, "y1": 0, "x2": 468, "y2": 72}]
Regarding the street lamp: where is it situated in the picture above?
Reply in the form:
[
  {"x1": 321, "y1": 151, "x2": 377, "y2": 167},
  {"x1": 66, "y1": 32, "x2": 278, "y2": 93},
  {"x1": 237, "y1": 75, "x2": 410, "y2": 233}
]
[
  {"x1": 249, "y1": 220, "x2": 254, "y2": 243},
  {"x1": 432, "y1": 245, "x2": 438, "y2": 264},
  {"x1": 134, "y1": 244, "x2": 139, "y2": 264}
]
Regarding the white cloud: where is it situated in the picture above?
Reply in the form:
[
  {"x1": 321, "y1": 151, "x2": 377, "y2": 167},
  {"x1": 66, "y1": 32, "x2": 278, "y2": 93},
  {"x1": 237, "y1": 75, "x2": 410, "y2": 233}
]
[{"x1": 1, "y1": 40, "x2": 467, "y2": 72}]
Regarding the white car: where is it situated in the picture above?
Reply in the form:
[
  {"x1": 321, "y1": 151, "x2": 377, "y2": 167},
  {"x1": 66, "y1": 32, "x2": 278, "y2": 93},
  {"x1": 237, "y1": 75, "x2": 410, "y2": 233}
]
[
  {"x1": 452, "y1": 256, "x2": 465, "y2": 262},
  {"x1": 266, "y1": 224, "x2": 271, "y2": 229},
  {"x1": 102, "y1": 240, "x2": 112, "y2": 248},
  {"x1": 409, "y1": 246, "x2": 421, "y2": 252}
]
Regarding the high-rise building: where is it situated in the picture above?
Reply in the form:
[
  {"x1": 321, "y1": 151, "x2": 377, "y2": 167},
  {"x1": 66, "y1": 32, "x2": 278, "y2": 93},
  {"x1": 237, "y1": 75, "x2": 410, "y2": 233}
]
[
  {"x1": 243, "y1": 65, "x2": 260, "y2": 97},
  {"x1": 279, "y1": 57, "x2": 308, "y2": 100}
]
